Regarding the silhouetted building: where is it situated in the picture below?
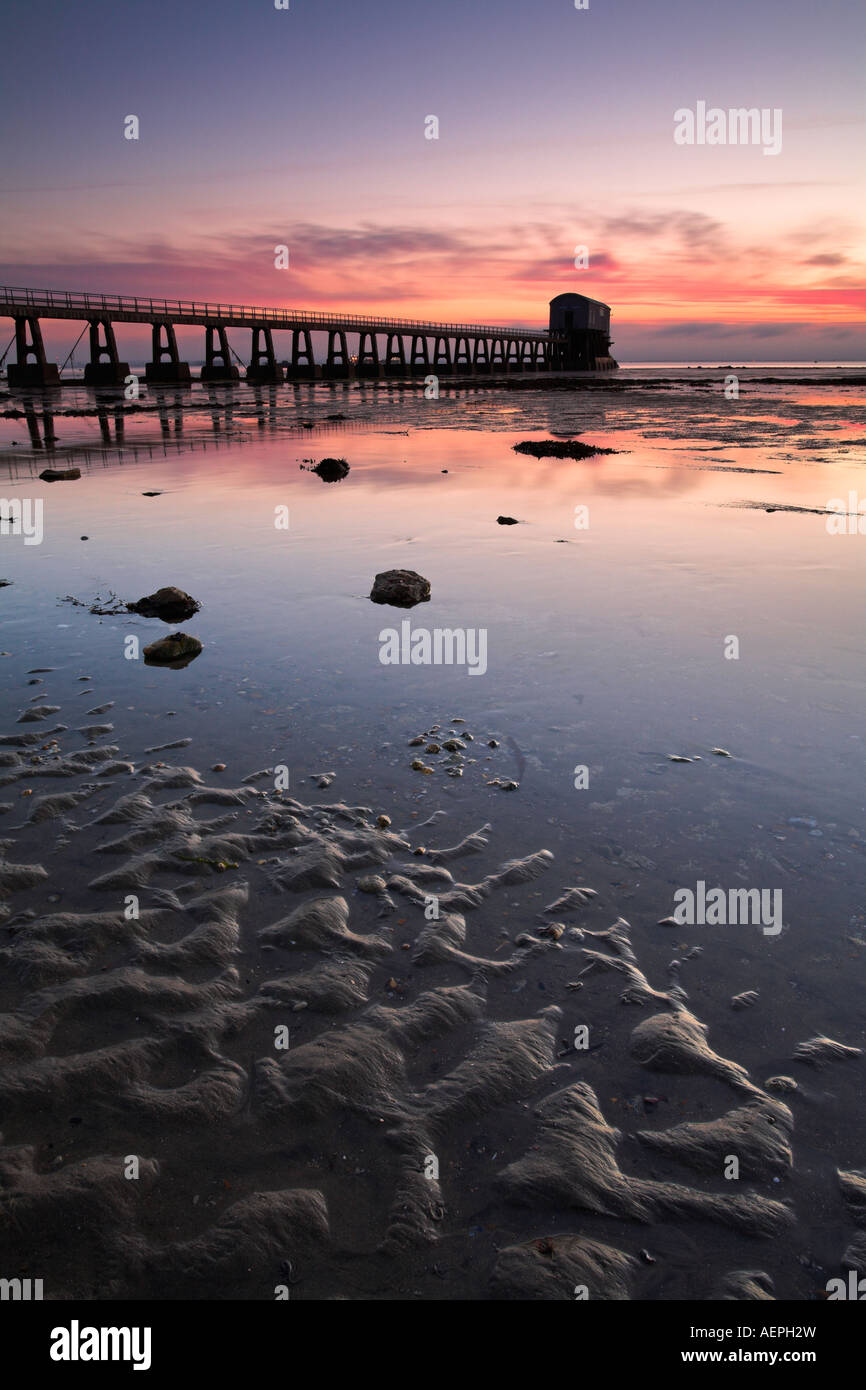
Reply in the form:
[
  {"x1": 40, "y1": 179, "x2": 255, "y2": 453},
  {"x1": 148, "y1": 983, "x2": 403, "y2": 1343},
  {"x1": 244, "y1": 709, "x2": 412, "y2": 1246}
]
[{"x1": 549, "y1": 293, "x2": 616, "y2": 370}]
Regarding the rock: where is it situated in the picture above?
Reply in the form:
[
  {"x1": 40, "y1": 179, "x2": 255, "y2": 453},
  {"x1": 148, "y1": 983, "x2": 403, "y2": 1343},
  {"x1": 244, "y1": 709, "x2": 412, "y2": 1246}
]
[
  {"x1": 39, "y1": 468, "x2": 80, "y2": 482},
  {"x1": 143, "y1": 633, "x2": 203, "y2": 667},
  {"x1": 358, "y1": 875, "x2": 387, "y2": 894},
  {"x1": 513, "y1": 439, "x2": 620, "y2": 460},
  {"x1": 142, "y1": 491, "x2": 163, "y2": 497},
  {"x1": 370, "y1": 569, "x2": 431, "y2": 608},
  {"x1": 376, "y1": 815, "x2": 391, "y2": 828},
  {"x1": 312, "y1": 457, "x2": 350, "y2": 483},
  {"x1": 128, "y1": 587, "x2": 201, "y2": 623},
  {"x1": 764, "y1": 1076, "x2": 798, "y2": 1093},
  {"x1": 497, "y1": 516, "x2": 519, "y2": 525}
]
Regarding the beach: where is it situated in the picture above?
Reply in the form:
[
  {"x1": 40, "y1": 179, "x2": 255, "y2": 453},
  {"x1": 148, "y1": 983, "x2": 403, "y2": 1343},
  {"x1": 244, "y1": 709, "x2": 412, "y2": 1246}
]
[{"x1": 1, "y1": 369, "x2": 864, "y2": 1299}]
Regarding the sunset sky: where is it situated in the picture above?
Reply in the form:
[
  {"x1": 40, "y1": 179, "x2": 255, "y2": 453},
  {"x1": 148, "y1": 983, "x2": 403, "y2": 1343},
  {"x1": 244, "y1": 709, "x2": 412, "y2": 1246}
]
[{"x1": 2, "y1": 0, "x2": 864, "y2": 360}]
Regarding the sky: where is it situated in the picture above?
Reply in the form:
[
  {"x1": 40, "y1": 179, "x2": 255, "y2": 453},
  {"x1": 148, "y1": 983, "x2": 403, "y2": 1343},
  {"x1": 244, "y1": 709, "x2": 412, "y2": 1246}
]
[{"x1": 1, "y1": 0, "x2": 864, "y2": 361}]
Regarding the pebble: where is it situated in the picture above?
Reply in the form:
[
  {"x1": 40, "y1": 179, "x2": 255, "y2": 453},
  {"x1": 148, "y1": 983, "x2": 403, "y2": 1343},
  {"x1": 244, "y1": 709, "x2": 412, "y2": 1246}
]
[
  {"x1": 376, "y1": 814, "x2": 391, "y2": 828},
  {"x1": 212, "y1": 763, "x2": 226, "y2": 772},
  {"x1": 358, "y1": 875, "x2": 387, "y2": 893},
  {"x1": 765, "y1": 1075, "x2": 799, "y2": 1093}
]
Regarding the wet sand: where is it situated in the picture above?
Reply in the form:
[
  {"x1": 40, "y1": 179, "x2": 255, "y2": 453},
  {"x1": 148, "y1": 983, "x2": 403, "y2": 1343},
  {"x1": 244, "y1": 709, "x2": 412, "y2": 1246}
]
[{"x1": 1, "y1": 371, "x2": 864, "y2": 1300}]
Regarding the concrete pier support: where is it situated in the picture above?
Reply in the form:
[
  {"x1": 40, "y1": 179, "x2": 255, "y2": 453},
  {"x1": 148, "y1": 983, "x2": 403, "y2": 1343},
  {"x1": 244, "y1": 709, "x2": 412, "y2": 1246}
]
[
  {"x1": 357, "y1": 330, "x2": 380, "y2": 377},
  {"x1": 533, "y1": 341, "x2": 547, "y2": 370},
  {"x1": 247, "y1": 326, "x2": 284, "y2": 383},
  {"x1": 201, "y1": 325, "x2": 240, "y2": 381},
  {"x1": 454, "y1": 336, "x2": 472, "y2": 373},
  {"x1": 384, "y1": 332, "x2": 406, "y2": 375},
  {"x1": 409, "y1": 335, "x2": 430, "y2": 371},
  {"x1": 287, "y1": 328, "x2": 317, "y2": 379},
  {"x1": 433, "y1": 336, "x2": 452, "y2": 371},
  {"x1": 84, "y1": 318, "x2": 130, "y2": 386},
  {"x1": 472, "y1": 337, "x2": 490, "y2": 370},
  {"x1": 146, "y1": 321, "x2": 191, "y2": 384},
  {"x1": 506, "y1": 338, "x2": 521, "y2": 371},
  {"x1": 324, "y1": 329, "x2": 349, "y2": 379},
  {"x1": 490, "y1": 337, "x2": 505, "y2": 370},
  {"x1": 520, "y1": 340, "x2": 535, "y2": 370},
  {"x1": 7, "y1": 316, "x2": 61, "y2": 388}
]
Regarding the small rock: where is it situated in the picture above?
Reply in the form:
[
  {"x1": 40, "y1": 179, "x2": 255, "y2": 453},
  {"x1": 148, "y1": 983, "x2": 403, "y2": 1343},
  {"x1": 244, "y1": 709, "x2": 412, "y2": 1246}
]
[
  {"x1": 497, "y1": 516, "x2": 519, "y2": 525},
  {"x1": 312, "y1": 457, "x2": 350, "y2": 483},
  {"x1": 212, "y1": 763, "x2": 226, "y2": 772},
  {"x1": 370, "y1": 569, "x2": 431, "y2": 608},
  {"x1": 142, "y1": 632, "x2": 203, "y2": 666},
  {"x1": 764, "y1": 1075, "x2": 798, "y2": 1093},
  {"x1": 128, "y1": 587, "x2": 201, "y2": 623},
  {"x1": 376, "y1": 814, "x2": 391, "y2": 828},
  {"x1": 39, "y1": 468, "x2": 80, "y2": 482},
  {"x1": 358, "y1": 875, "x2": 387, "y2": 893},
  {"x1": 537, "y1": 923, "x2": 565, "y2": 940}
]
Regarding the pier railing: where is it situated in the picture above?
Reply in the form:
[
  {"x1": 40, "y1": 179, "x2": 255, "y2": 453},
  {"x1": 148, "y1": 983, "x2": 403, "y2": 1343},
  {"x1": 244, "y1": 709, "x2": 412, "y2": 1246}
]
[{"x1": 0, "y1": 286, "x2": 561, "y2": 342}]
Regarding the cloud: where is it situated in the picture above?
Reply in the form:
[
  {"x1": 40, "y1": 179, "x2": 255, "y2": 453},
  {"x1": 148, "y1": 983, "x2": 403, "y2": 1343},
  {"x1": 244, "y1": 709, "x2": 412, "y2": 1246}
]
[{"x1": 802, "y1": 252, "x2": 847, "y2": 266}]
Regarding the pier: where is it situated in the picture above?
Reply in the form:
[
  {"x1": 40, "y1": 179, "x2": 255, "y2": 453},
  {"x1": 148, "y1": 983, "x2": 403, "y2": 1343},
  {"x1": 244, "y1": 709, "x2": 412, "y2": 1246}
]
[{"x1": 0, "y1": 286, "x2": 615, "y2": 386}]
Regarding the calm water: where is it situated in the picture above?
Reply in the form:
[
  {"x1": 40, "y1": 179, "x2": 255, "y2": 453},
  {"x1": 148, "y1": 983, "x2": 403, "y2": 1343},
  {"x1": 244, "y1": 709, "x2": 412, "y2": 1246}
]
[
  {"x1": 1, "y1": 368, "x2": 864, "y2": 1296},
  {"x1": 4, "y1": 370, "x2": 865, "y2": 1004}
]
